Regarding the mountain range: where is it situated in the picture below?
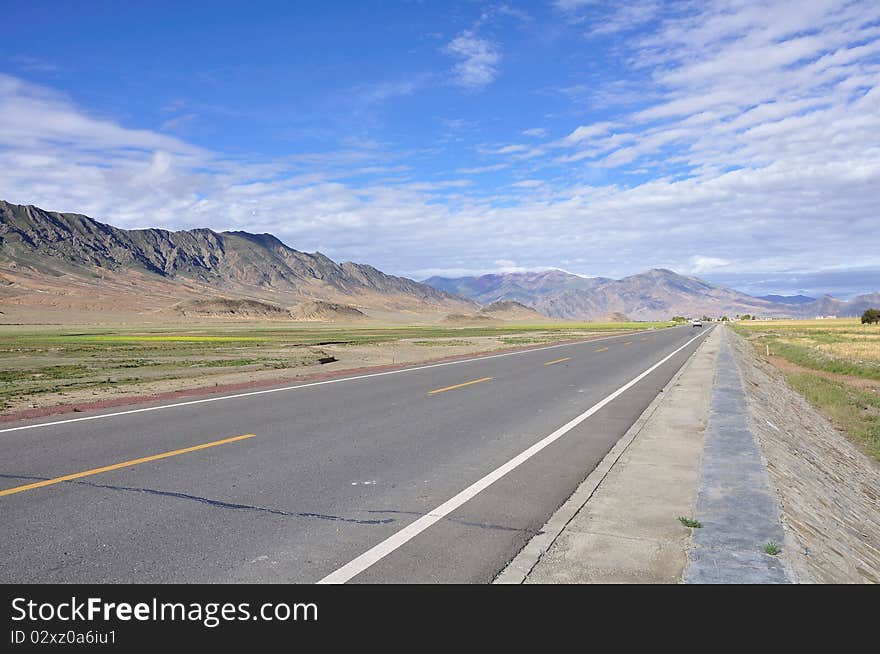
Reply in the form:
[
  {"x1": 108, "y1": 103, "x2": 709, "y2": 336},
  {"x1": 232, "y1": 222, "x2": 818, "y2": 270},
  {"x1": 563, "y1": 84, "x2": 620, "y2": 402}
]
[
  {"x1": 1, "y1": 200, "x2": 877, "y2": 322},
  {"x1": 0, "y1": 200, "x2": 475, "y2": 321},
  {"x1": 423, "y1": 270, "x2": 879, "y2": 321}
]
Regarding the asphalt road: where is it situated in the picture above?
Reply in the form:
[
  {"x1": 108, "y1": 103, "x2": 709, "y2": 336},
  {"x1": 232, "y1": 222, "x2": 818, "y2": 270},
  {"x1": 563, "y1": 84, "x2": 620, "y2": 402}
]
[{"x1": 0, "y1": 324, "x2": 713, "y2": 583}]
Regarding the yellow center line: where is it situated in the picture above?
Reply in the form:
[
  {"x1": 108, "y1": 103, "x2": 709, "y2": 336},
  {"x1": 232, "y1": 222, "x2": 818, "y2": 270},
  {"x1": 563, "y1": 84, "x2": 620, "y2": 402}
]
[
  {"x1": 595, "y1": 347, "x2": 609, "y2": 352},
  {"x1": 544, "y1": 357, "x2": 572, "y2": 366},
  {"x1": 0, "y1": 433, "x2": 256, "y2": 498},
  {"x1": 624, "y1": 341, "x2": 633, "y2": 346},
  {"x1": 429, "y1": 377, "x2": 493, "y2": 394}
]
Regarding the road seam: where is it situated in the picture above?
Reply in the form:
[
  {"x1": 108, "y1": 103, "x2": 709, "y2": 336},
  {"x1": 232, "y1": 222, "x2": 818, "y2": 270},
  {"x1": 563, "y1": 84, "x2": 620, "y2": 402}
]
[{"x1": 494, "y1": 327, "x2": 714, "y2": 584}]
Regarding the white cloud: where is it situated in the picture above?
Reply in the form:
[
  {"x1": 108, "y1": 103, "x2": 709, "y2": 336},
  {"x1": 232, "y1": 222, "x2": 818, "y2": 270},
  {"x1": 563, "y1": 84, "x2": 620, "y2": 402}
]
[
  {"x1": 456, "y1": 163, "x2": 509, "y2": 174},
  {"x1": 443, "y1": 31, "x2": 501, "y2": 89},
  {"x1": 689, "y1": 256, "x2": 732, "y2": 274},
  {"x1": 559, "y1": 121, "x2": 614, "y2": 145},
  {"x1": 354, "y1": 79, "x2": 420, "y2": 105},
  {"x1": 553, "y1": 0, "x2": 597, "y2": 12},
  {"x1": 0, "y1": 74, "x2": 203, "y2": 158},
  {"x1": 1, "y1": 1, "x2": 879, "y2": 292},
  {"x1": 587, "y1": 1, "x2": 661, "y2": 36},
  {"x1": 489, "y1": 144, "x2": 529, "y2": 154}
]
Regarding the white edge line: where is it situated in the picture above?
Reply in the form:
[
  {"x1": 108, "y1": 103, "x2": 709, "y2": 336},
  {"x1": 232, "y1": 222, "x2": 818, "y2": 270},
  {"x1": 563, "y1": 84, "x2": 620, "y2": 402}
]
[
  {"x1": 493, "y1": 325, "x2": 714, "y2": 583},
  {"x1": 0, "y1": 326, "x2": 681, "y2": 434},
  {"x1": 317, "y1": 327, "x2": 712, "y2": 584}
]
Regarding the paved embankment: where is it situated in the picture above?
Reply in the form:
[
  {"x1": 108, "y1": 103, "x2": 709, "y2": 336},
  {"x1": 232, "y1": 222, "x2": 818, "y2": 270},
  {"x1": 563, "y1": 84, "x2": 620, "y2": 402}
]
[
  {"x1": 684, "y1": 328, "x2": 789, "y2": 583},
  {"x1": 729, "y1": 329, "x2": 880, "y2": 583}
]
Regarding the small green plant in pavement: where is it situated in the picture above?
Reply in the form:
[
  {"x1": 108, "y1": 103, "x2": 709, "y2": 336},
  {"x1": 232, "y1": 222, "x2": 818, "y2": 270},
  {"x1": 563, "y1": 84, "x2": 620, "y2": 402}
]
[
  {"x1": 763, "y1": 542, "x2": 781, "y2": 556},
  {"x1": 678, "y1": 516, "x2": 702, "y2": 528}
]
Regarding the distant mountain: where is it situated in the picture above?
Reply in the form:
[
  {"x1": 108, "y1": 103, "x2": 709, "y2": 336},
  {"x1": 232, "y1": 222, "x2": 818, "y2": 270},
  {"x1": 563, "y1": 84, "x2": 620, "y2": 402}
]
[
  {"x1": 424, "y1": 269, "x2": 878, "y2": 320},
  {"x1": 425, "y1": 270, "x2": 610, "y2": 306},
  {"x1": 758, "y1": 294, "x2": 816, "y2": 305},
  {"x1": 3, "y1": 200, "x2": 876, "y2": 323},
  {"x1": 477, "y1": 300, "x2": 546, "y2": 321},
  {"x1": 0, "y1": 200, "x2": 476, "y2": 319},
  {"x1": 803, "y1": 292, "x2": 880, "y2": 317},
  {"x1": 848, "y1": 292, "x2": 880, "y2": 315}
]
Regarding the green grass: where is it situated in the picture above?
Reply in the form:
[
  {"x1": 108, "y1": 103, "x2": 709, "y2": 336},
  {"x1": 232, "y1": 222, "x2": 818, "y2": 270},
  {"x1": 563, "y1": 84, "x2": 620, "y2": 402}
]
[
  {"x1": 0, "y1": 364, "x2": 93, "y2": 383},
  {"x1": 499, "y1": 336, "x2": 557, "y2": 345},
  {"x1": 47, "y1": 335, "x2": 264, "y2": 343},
  {"x1": 734, "y1": 319, "x2": 880, "y2": 381},
  {"x1": 734, "y1": 319, "x2": 880, "y2": 461},
  {"x1": 0, "y1": 321, "x2": 673, "y2": 411},
  {"x1": 196, "y1": 358, "x2": 265, "y2": 368},
  {"x1": 786, "y1": 373, "x2": 880, "y2": 460},
  {"x1": 763, "y1": 542, "x2": 781, "y2": 556},
  {"x1": 678, "y1": 516, "x2": 703, "y2": 528},
  {"x1": 760, "y1": 338, "x2": 880, "y2": 381}
]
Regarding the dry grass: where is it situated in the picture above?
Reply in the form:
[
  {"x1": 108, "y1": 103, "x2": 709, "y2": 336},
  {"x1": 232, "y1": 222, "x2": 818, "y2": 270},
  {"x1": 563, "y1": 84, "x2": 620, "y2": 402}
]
[
  {"x1": 814, "y1": 340, "x2": 880, "y2": 363},
  {"x1": 734, "y1": 318, "x2": 880, "y2": 460},
  {"x1": 735, "y1": 319, "x2": 880, "y2": 379}
]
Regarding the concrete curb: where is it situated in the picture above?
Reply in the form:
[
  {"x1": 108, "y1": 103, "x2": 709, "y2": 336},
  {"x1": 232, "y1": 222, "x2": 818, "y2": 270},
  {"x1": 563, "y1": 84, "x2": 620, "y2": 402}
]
[{"x1": 494, "y1": 325, "x2": 715, "y2": 584}]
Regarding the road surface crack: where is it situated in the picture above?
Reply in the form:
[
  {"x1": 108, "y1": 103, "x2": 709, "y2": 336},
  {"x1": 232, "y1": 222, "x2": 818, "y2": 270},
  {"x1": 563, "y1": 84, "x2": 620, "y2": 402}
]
[
  {"x1": 367, "y1": 508, "x2": 539, "y2": 534},
  {"x1": 0, "y1": 473, "x2": 394, "y2": 525}
]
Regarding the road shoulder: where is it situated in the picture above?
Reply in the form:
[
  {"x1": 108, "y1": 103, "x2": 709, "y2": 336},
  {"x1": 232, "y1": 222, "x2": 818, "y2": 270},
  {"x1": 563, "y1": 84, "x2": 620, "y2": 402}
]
[{"x1": 496, "y1": 326, "x2": 721, "y2": 584}]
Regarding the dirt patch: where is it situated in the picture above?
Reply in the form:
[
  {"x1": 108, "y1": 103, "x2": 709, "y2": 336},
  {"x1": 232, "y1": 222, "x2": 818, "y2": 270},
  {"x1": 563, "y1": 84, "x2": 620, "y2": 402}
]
[
  {"x1": 766, "y1": 354, "x2": 880, "y2": 392},
  {"x1": 478, "y1": 301, "x2": 545, "y2": 321},
  {"x1": 729, "y1": 328, "x2": 880, "y2": 583},
  {"x1": 441, "y1": 313, "x2": 499, "y2": 325},
  {"x1": 169, "y1": 297, "x2": 290, "y2": 319},
  {"x1": 288, "y1": 300, "x2": 367, "y2": 321}
]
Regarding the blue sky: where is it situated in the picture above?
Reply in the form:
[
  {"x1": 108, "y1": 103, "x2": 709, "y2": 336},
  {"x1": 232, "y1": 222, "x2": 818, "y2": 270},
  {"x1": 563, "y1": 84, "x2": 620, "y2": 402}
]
[{"x1": 1, "y1": 0, "x2": 879, "y2": 298}]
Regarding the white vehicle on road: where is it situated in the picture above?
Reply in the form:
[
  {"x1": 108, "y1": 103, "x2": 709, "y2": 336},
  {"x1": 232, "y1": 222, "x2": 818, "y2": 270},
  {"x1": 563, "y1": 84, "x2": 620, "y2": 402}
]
[{"x1": 691, "y1": 319, "x2": 703, "y2": 327}]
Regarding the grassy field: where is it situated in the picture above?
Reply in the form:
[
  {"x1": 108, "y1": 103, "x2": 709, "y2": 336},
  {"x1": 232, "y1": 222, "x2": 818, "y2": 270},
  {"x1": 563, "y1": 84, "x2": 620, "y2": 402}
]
[
  {"x1": 0, "y1": 321, "x2": 670, "y2": 413},
  {"x1": 734, "y1": 318, "x2": 880, "y2": 459}
]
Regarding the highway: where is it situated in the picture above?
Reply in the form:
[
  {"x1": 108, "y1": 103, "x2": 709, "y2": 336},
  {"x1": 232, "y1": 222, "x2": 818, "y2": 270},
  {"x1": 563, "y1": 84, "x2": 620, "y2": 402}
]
[{"x1": 0, "y1": 324, "x2": 713, "y2": 583}]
